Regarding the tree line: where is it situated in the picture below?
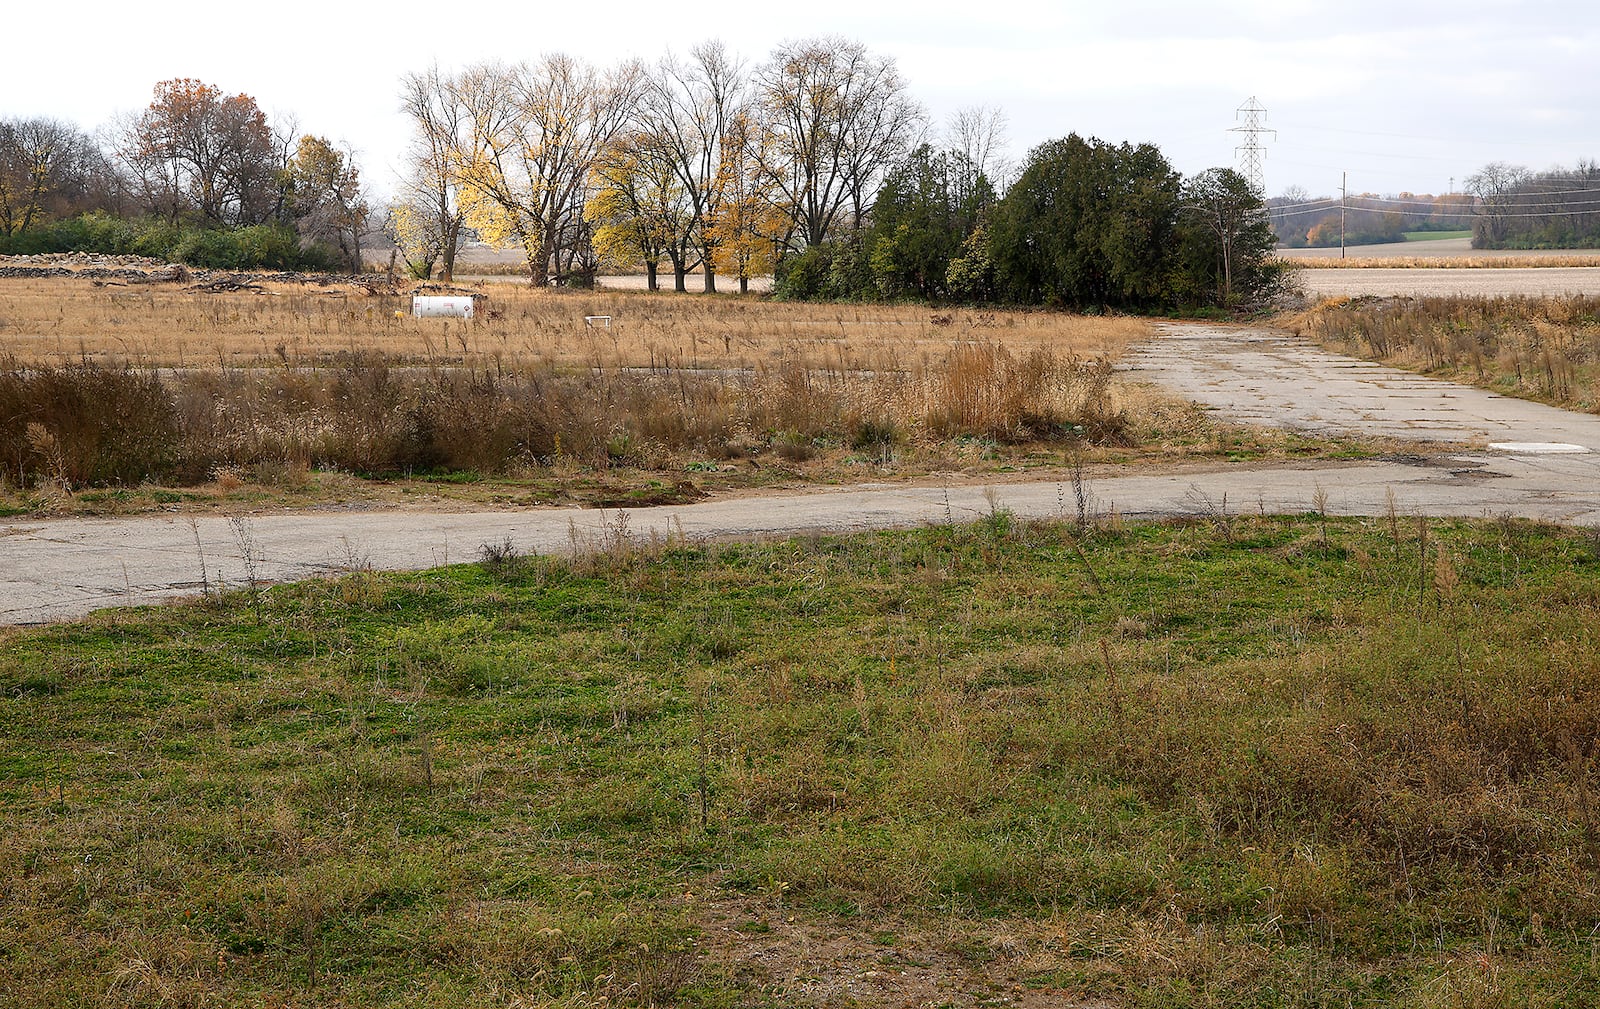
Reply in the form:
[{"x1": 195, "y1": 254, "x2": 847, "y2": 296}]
[
  {"x1": 393, "y1": 37, "x2": 1282, "y2": 310},
  {"x1": 0, "y1": 80, "x2": 366, "y2": 271},
  {"x1": 1465, "y1": 160, "x2": 1600, "y2": 249},
  {"x1": 3, "y1": 39, "x2": 1287, "y2": 308},
  {"x1": 1268, "y1": 189, "x2": 1474, "y2": 248},
  {"x1": 1267, "y1": 158, "x2": 1600, "y2": 252},
  {"x1": 391, "y1": 39, "x2": 929, "y2": 293}
]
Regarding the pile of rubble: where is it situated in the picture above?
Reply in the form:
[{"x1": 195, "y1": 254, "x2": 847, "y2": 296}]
[{"x1": 0, "y1": 252, "x2": 400, "y2": 294}]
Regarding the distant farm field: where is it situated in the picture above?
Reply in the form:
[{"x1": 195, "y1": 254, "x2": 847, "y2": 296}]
[
  {"x1": 1277, "y1": 237, "x2": 1600, "y2": 263},
  {"x1": 1293, "y1": 266, "x2": 1600, "y2": 298}
]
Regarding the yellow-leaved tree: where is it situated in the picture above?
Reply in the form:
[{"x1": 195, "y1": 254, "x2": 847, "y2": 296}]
[
  {"x1": 586, "y1": 134, "x2": 691, "y2": 291},
  {"x1": 708, "y1": 110, "x2": 784, "y2": 294},
  {"x1": 287, "y1": 134, "x2": 368, "y2": 273},
  {"x1": 447, "y1": 57, "x2": 643, "y2": 287},
  {"x1": 384, "y1": 200, "x2": 446, "y2": 280}
]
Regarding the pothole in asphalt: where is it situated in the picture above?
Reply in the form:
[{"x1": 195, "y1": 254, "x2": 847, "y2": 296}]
[{"x1": 1487, "y1": 442, "x2": 1591, "y2": 454}]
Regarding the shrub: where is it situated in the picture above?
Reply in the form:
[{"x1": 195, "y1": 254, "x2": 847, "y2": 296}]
[
  {"x1": 0, "y1": 215, "x2": 343, "y2": 272},
  {"x1": 0, "y1": 360, "x2": 180, "y2": 487},
  {"x1": 774, "y1": 239, "x2": 878, "y2": 301}
]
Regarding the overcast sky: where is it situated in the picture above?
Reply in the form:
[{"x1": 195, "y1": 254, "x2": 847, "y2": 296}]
[{"x1": 5, "y1": 0, "x2": 1595, "y2": 200}]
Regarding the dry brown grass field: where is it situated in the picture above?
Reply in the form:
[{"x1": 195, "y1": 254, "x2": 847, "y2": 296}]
[
  {"x1": 1280, "y1": 294, "x2": 1600, "y2": 412},
  {"x1": 0, "y1": 274, "x2": 1376, "y2": 518},
  {"x1": 0, "y1": 276, "x2": 1141, "y2": 370}
]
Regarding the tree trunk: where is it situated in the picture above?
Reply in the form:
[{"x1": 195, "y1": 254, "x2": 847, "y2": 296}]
[
  {"x1": 672, "y1": 259, "x2": 687, "y2": 292},
  {"x1": 739, "y1": 274, "x2": 749, "y2": 295},
  {"x1": 525, "y1": 233, "x2": 550, "y2": 287},
  {"x1": 440, "y1": 219, "x2": 459, "y2": 283},
  {"x1": 702, "y1": 262, "x2": 716, "y2": 293},
  {"x1": 646, "y1": 261, "x2": 658, "y2": 291}
]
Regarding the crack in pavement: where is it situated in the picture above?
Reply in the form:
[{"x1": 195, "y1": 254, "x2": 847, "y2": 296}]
[{"x1": 6, "y1": 321, "x2": 1600, "y2": 625}]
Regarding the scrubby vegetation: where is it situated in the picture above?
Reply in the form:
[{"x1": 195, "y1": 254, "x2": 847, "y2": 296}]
[
  {"x1": 0, "y1": 345, "x2": 1125, "y2": 490},
  {"x1": 2, "y1": 281, "x2": 1207, "y2": 502},
  {"x1": 1287, "y1": 295, "x2": 1600, "y2": 413},
  {"x1": 4, "y1": 513, "x2": 1600, "y2": 1006},
  {"x1": 0, "y1": 214, "x2": 341, "y2": 271}
]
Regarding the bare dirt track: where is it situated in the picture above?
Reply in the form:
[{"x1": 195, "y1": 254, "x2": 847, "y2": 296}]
[{"x1": 7, "y1": 322, "x2": 1600, "y2": 625}]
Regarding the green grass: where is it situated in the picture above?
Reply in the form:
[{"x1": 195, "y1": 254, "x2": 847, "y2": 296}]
[
  {"x1": 1403, "y1": 230, "x2": 1472, "y2": 242},
  {"x1": 4, "y1": 513, "x2": 1600, "y2": 1006}
]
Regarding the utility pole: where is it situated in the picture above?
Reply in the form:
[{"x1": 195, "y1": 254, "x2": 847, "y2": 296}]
[
  {"x1": 1340, "y1": 170, "x2": 1348, "y2": 260},
  {"x1": 1229, "y1": 97, "x2": 1276, "y2": 196}
]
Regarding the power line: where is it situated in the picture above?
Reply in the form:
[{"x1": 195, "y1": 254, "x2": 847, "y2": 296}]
[
  {"x1": 1276, "y1": 122, "x2": 1591, "y2": 150},
  {"x1": 1269, "y1": 188, "x2": 1600, "y2": 211},
  {"x1": 1270, "y1": 203, "x2": 1600, "y2": 221},
  {"x1": 1229, "y1": 97, "x2": 1275, "y2": 195}
]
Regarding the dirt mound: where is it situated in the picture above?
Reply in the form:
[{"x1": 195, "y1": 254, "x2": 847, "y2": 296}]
[{"x1": 0, "y1": 253, "x2": 401, "y2": 295}]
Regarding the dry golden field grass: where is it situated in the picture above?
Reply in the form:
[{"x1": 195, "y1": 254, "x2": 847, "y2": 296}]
[
  {"x1": 1279, "y1": 294, "x2": 1600, "y2": 412},
  {"x1": 0, "y1": 275, "x2": 1377, "y2": 517},
  {"x1": 0, "y1": 276, "x2": 1145, "y2": 371}
]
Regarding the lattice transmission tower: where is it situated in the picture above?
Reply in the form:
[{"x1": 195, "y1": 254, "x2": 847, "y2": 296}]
[{"x1": 1229, "y1": 96, "x2": 1275, "y2": 195}]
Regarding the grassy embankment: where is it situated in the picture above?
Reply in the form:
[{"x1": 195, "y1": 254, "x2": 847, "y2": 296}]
[
  {"x1": 3, "y1": 511, "x2": 1599, "y2": 1007},
  {"x1": 0, "y1": 278, "x2": 1367, "y2": 518},
  {"x1": 1284, "y1": 295, "x2": 1600, "y2": 414}
]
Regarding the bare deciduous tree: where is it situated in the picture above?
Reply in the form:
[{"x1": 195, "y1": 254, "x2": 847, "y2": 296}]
[
  {"x1": 397, "y1": 65, "x2": 468, "y2": 281},
  {"x1": 1466, "y1": 161, "x2": 1531, "y2": 246},
  {"x1": 639, "y1": 41, "x2": 747, "y2": 292},
  {"x1": 752, "y1": 37, "x2": 924, "y2": 252},
  {"x1": 946, "y1": 104, "x2": 1010, "y2": 189},
  {"x1": 0, "y1": 117, "x2": 107, "y2": 235}
]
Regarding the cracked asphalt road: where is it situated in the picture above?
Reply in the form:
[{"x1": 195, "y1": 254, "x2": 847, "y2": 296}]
[
  {"x1": 1127, "y1": 322, "x2": 1600, "y2": 447},
  {"x1": 5, "y1": 322, "x2": 1599, "y2": 625}
]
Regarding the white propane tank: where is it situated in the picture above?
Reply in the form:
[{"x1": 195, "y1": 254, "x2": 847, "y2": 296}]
[{"x1": 412, "y1": 295, "x2": 476, "y2": 318}]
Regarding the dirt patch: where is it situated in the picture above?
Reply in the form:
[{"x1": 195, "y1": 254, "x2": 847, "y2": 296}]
[
  {"x1": 590, "y1": 479, "x2": 707, "y2": 509},
  {"x1": 696, "y1": 896, "x2": 1104, "y2": 1008},
  {"x1": 0, "y1": 252, "x2": 400, "y2": 295}
]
